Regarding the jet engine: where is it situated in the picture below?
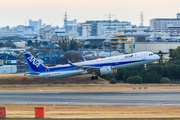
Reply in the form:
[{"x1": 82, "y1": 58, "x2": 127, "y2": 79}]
[{"x1": 99, "y1": 66, "x2": 117, "y2": 75}]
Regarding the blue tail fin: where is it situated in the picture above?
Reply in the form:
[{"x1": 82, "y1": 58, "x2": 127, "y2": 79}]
[{"x1": 24, "y1": 53, "x2": 47, "y2": 72}]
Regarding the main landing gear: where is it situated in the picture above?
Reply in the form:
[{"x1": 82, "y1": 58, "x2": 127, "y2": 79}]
[
  {"x1": 91, "y1": 75, "x2": 98, "y2": 80},
  {"x1": 144, "y1": 64, "x2": 147, "y2": 71}
]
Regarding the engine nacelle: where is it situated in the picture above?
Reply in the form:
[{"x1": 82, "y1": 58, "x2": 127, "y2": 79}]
[{"x1": 99, "y1": 66, "x2": 117, "y2": 75}]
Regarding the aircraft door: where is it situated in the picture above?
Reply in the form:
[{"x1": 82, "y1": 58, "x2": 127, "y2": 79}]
[
  {"x1": 115, "y1": 58, "x2": 119, "y2": 64},
  {"x1": 141, "y1": 53, "x2": 146, "y2": 60}
]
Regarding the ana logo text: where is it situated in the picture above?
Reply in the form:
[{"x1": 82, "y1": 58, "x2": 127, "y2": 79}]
[
  {"x1": 124, "y1": 55, "x2": 133, "y2": 58},
  {"x1": 27, "y1": 56, "x2": 40, "y2": 68}
]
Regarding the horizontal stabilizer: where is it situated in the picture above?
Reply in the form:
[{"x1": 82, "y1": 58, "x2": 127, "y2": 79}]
[{"x1": 25, "y1": 72, "x2": 40, "y2": 75}]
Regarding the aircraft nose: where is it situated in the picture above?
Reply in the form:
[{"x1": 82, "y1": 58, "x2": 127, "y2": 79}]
[{"x1": 156, "y1": 55, "x2": 160, "y2": 60}]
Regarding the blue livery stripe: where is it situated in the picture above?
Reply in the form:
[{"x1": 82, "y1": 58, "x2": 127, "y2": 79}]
[{"x1": 46, "y1": 60, "x2": 146, "y2": 72}]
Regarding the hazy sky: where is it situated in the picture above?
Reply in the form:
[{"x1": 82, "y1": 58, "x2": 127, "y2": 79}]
[{"x1": 0, "y1": 0, "x2": 180, "y2": 27}]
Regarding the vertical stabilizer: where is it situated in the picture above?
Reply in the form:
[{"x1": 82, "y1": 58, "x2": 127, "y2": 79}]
[{"x1": 24, "y1": 53, "x2": 47, "y2": 72}]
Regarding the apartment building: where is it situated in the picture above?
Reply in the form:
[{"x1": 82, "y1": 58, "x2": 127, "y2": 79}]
[
  {"x1": 78, "y1": 20, "x2": 148, "y2": 37},
  {"x1": 150, "y1": 13, "x2": 180, "y2": 32}
]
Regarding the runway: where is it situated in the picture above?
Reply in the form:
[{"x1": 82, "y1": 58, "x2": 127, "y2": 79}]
[{"x1": 0, "y1": 91, "x2": 180, "y2": 106}]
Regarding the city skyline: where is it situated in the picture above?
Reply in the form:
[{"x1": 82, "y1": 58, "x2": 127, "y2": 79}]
[{"x1": 0, "y1": 0, "x2": 180, "y2": 27}]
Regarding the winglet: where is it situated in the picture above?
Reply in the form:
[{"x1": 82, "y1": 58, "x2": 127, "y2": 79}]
[
  {"x1": 82, "y1": 57, "x2": 86, "y2": 61},
  {"x1": 66, "y1": 59, "x2": 73, "y2": 66}
]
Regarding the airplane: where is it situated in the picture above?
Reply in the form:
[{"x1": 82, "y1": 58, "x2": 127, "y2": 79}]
[{"x1": 23, "y1": 52, "x2": 160, "y2": 80}]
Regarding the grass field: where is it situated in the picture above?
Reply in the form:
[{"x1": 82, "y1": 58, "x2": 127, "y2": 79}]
[
  {"x1": 0, "y1": 73, "x2": 180, "y2": 92},
  {"x1": 0, "y1": 74, "x2": 108, "y2": 84},
  {"x1": 3, "y1": 118, "x2": 180, "y2": 120},
  {"x1": 0, "y1": 84, "x2": 180, "y2": 91},
  {"x1": 1, "y1": 105, "x2": 180, "y2": 119}
]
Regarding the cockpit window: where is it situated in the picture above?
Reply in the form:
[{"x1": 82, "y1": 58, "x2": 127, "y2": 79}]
[{"x1": 149, "y1": 54, "x2": 153, "y2": 56}]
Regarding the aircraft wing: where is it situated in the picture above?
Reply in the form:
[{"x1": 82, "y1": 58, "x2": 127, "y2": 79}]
[{"x1": 67, "y1": 59, "x2": 100, "y2": 72}]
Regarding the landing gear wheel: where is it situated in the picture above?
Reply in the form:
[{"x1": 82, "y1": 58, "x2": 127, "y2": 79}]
[
  {"x1": 95, "y1": 76, "x2": 98, "y2": 80},
  {"x1": 91, "y1": 76, "x2": 95, "y2": 80}
]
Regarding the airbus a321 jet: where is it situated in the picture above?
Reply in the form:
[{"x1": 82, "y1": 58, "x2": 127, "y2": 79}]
[{"x1": 24, "y1": 52, "x2": 160, "y2": 80}]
